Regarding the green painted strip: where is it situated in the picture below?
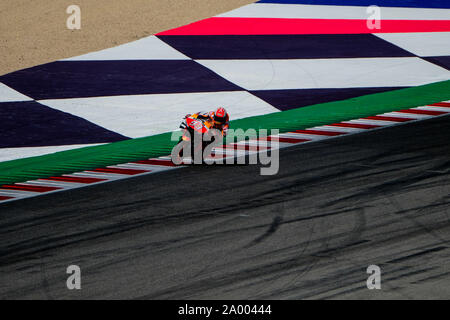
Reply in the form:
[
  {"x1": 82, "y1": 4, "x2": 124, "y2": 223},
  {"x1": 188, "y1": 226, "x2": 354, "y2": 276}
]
[
  {"x1": 0, "y1": 80, "x2": 449, "y2": 186},
  {"x1": 233, "y1": 80, "x2": 450, "y2": 132}
]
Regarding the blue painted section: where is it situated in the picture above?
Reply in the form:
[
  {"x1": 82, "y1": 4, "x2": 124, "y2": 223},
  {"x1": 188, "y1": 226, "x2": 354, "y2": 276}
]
[
  {"x1": 158, "y1": 34, "x2": 414, "y2": 60},
  {"x1": 0, "y1": 61, "x2": 242, "y2": 100},
  {"x1": 423, "y1": 56, "x2": 450, "y2": 70},
  {"x1": 251, "y1": 87, "x2": 408, "y2": 111},
  {"x1": 257, "y1": 0, "x2": 450, "y2": 9},
  {"x1": 0, "y1": 101, "x2": 128, "y2": 148}
]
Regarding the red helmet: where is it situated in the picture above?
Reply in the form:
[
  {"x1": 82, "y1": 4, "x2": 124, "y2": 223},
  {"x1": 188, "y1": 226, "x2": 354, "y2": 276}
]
[{"x1": 214, "y1": 107, "x2": 228, "y2": 125}]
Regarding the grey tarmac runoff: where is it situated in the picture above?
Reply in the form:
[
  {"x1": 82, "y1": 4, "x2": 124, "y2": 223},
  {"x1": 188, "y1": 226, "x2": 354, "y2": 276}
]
[{"x1": 0, "y1": 114, "x2": 449, "y2": 299}]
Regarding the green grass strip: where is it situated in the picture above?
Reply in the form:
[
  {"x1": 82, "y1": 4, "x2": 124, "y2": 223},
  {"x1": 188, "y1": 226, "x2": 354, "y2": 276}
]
[{"x1": 0, "y1": 80, "x2": 449, "y2": 185}]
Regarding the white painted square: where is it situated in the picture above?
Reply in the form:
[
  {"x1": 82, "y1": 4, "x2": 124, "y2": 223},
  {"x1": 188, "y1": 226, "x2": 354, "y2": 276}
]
[
  {"x1": 197, "y1": 58, "x2": 450, "y2": 90},
  {"x1": 375, "y1": 32, "x2": 450, "y2": 57},
  {"x1": 39, "y1": 91, "x2": 280, "y2": 138}
]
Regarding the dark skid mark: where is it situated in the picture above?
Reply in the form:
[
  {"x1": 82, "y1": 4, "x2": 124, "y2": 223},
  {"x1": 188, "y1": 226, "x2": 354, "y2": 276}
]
[
  {"x1": 412, "y1": 270, "x2": 450, "y2": 284},
  {"x1": 245, "y1": 215, "x2": 283, "y2": 248},
  {"x1": 386, "y1": 246, "x2": 448, "y2": 264}
]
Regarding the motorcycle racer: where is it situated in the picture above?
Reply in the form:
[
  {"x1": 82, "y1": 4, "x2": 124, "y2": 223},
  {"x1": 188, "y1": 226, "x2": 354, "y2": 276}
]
[{"x1": 181, "y1": 107, "x2": 230, "y2": 136}]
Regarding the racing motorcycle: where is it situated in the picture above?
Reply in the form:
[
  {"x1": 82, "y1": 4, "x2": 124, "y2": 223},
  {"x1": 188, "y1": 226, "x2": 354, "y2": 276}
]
[{"x1": 171, "y1": 115, "x2": 220, "y2": 164}]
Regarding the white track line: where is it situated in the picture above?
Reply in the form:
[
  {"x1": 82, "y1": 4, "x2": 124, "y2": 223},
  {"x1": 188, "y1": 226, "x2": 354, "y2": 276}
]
[
  {"x1": 345, "y1": 119, "x2": 400, "y2": 126},
  {"x1": 310, "y1": 125, "x2": 363, "y2": 133},
  {"x1": 416, "y1": 106, "x2": 450, "y2": 112},
  {"x1": 24, "y1": 180, "x2": 84, "y2": 188},
  {"x1": 382, "y1": 111, "x2": 432, "y2": 119}
]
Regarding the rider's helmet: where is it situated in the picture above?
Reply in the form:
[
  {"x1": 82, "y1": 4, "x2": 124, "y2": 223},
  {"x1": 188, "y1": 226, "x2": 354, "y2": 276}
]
[{"x1": 213, "y1": 107, "x2": 228, "y2": 126}]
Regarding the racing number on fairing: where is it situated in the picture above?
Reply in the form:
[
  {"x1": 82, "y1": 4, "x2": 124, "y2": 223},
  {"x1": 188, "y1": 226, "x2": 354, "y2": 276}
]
[{"x1": 192, "y1": 120, "x2": 204, "y2": 132}]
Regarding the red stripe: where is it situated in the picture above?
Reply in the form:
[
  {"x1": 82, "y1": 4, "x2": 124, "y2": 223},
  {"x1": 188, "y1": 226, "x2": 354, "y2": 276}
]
[
  {"x1": 157, "y1": 18, "x2": 450, "y2": 36},
  {"x1": 363, "y1": 115, "x2": 413, "y2": 122},
  {"x1": 43, "y1": 176, "x2": 107, "y2": 184},
  {"x1": 293, "y1": 129, "x2": 346, "y2": 136},
  {"x1": 221, "y1": 144, "x2": 269, "y2": 151},
  {"x1": 397, "y1": 109, "x2": 447, "y2": 116},
  {"x1": 93, "y1": 167, "x2": 149, "y2": 175},
  {"x1": 0, "y1": 196, "x2": 13, "y2": 201},
  {"x1": 329, "y1": 122, "x2": 381, "y2": 129},
  {"x1": 429, "y1": 102, "x2": 450, "y2": 108},
  {"x1": 1, "y1": 184, "x2": 61, "y2": 193},
  {"x1": 260, "y1": 136, "x2": 310, "y2": 144},
  {"x1": 207, "y1": 152, "x2": 226, "y2": 159},
  {"x1": 133, "y1": 159, "x2": 177, "y2": 167}
]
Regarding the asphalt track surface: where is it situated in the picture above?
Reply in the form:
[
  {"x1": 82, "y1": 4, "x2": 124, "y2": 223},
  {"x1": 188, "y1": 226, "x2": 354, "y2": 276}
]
[{"x1": 0, "y1": 115, "x2": 449, "y2": 299}]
